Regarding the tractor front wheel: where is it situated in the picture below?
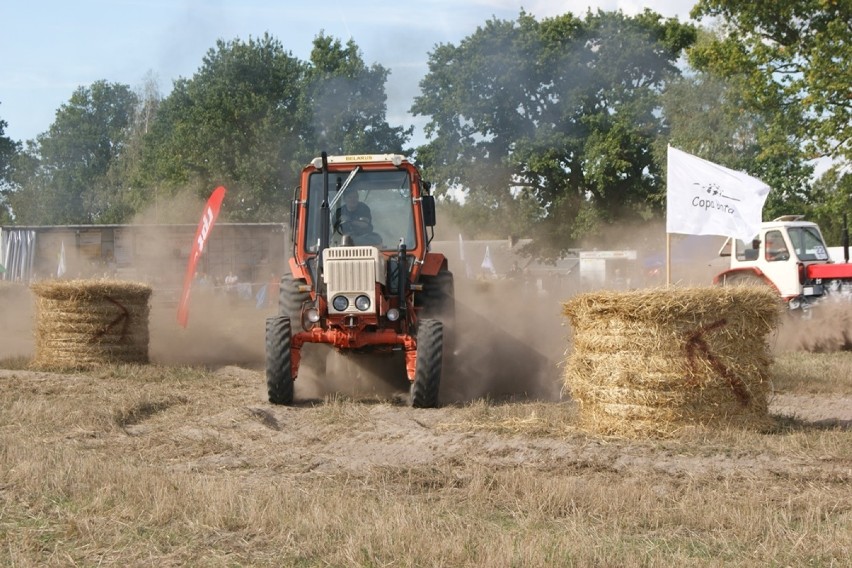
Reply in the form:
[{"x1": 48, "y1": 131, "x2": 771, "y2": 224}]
[
  {"x1": 410, "y1": 318, "x2": 443, "y2": 408},
  {"x1": 266, "y1": 315, "x2": 294, "y2": 405}
]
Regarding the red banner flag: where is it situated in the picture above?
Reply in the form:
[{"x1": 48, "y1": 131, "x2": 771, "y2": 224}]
[{"x1": 177, "y1": 186, "x2": 227, "y2": 327}]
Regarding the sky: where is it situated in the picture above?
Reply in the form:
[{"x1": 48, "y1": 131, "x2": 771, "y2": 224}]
[{"x1": 0, "y1": 0, "x2": 700, "y2": 145}]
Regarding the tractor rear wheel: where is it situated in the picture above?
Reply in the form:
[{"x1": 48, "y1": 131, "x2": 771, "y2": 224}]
[
  {"x1": 266, "y1": 315, "x2": 294, "y2": 405},
  {"x1": 721, "y1": 272, "x2": 770, "y2": 288},
  {"x1": 279, "y1": 274, "x2": 310, "y2": 327},
  {"x1": 417, "y1": 270, "x2": 455, "y2": 355},
  {"x1": 410, "y1": 318, "x2": 443, "y2": 408},
  {"x1": 416, "y1": 269, "x2": 455, "y2": 323}
]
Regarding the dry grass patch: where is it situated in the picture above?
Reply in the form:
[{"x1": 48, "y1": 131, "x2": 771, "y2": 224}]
[
  {"x1": 437, "y1": 399, "x2": 580, "y2": 437},
  {"x1": 0, "y1": 360, "x2": 849, "y2": 567},
  {"x1": 771, "y1": 351, "x2": 852, "y2": 394}
]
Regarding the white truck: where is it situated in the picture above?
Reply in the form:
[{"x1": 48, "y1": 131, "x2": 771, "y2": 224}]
[{"x1": 714, "y1": 215, "x2": 852, "y2": 311}]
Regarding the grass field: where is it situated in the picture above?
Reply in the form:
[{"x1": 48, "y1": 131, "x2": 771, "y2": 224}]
[{"x1": 0, "y1": 351, "x2": 849, "y2": 567}]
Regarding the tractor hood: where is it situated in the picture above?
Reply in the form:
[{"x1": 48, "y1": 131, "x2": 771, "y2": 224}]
[{"x1": 807, "y1": 262, "x2": 852, "y2": 280}]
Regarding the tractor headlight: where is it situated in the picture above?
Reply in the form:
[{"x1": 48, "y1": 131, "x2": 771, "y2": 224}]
[
  {"x1": 386, "y1": 308, "x2": 400, "y2": 322},
  {"x1": 306, "y1": 307, "x2": 320, "y2": 322},
  {"x1": 355, "y1": 295, "x2": 371, "y2": 311},
  {"x1": 332, "y1": 295, "x2": 349, "y2": 311}
]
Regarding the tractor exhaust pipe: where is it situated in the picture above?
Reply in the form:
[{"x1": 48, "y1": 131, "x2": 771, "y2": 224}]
[
  {"x1": 317, "y1": 151, "x2": 330, "y2": 293},
  {"x1": 843, "y1": 213, "x2": 849, "y2": 263},
  {"x1": 397, "y1": 240, "x2": 408, "y2": 319}
]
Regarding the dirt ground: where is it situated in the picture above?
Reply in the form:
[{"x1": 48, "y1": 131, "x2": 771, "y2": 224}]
[
  {"x1": 2, "y1": 279, "x2": 851, "y2": 476},
  {"x1": 0, "y1": 362, "x2": 849, "y2": 484}
]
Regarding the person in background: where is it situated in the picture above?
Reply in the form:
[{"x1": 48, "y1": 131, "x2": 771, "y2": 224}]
[{"x1": 224, "y1": 270, "x2": 238, "y2": 296}]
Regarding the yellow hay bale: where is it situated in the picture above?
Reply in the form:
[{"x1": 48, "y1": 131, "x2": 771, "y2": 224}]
[
  {"x1": 30, "y1": 279, "x2": 152, "y2": 370},
  {"x1": 562, "y1": 286, "x2": 782, "y2": 438}
]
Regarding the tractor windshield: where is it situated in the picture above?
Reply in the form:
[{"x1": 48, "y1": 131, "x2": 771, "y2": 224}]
[
  {"x1": 305, "y1": 169, "x2": 416, "y2": 252},
  {"x1": 788, "y1": 226, "x2": 830, "y2": 261}
]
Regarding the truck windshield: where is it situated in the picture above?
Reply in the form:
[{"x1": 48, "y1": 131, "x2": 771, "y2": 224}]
[
  {"x1": 788, "y1": 226, "x2": 830, "y2": 261},
  {"x1": 304, "y1": 169, "x2": 416, "y2": 252}
]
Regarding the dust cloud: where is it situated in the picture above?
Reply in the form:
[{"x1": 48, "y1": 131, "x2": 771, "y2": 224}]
[
  {"x1": 0, "y1": 283, "x2": 35, "y2": 360},
  {"x1": 4, "y1": 211, "x2": 852, "y2": 404},
  {"x1": 773, "y1": 303, "x2": 852, "y2": 353},
  {"x1": 130, "y1": 192, "x2": 276, "y2": 368}
]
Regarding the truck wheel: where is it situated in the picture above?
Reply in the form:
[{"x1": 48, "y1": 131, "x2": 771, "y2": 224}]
[
  {"x1": 410, "y1": 318, "x2": 443, "y2": 408},
  {"x1": 266, "y1": 315, "x2": 294, "y2": 405},
  {"x1": 279, "y1": 274, "x2": 309, "y2": 325}
]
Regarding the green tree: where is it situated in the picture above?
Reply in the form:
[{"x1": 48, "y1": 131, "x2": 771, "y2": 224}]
[
  {"x1": 303, "y1": 34, "x2": 411, "y2": 155},
  {"x1": 7, "y1": 82, "x2": 137, "y2": 224},
  {"x1": 660, "y1": 62, "x2": 814, "y2": 221},
  {"x1": 0, "y1": 110, "x2": 21, "y2": 224},
  {"x1": 140, "y1": 33, "x2": 412, "y2": 222},
  {"x1": 413, "y1": 10, "x2": 696, "y2": 258},
  {"x1": 808, "y1": 167, "x2": 852, "y2": 245},
  {"x1": 690, "y1": 0, "x2": 851, "y2": 164},
  {"x1": 94, "y1": 71, "x2": 165, "y2": 223},
  {"x1": 139, "y1": 33, "x2": 307, "y2": 221}
]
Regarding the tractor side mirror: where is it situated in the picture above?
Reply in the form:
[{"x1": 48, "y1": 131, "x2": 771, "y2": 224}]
[{"x1": 422, "y1": 195, "x2": 436, "y2": 227}]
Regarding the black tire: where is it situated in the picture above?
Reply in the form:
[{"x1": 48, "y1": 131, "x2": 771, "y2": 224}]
[
  {"x1": 417, "y1": 270, "x2": 455, "y2": 355},
  {"x1": 410, "y1": 318, "x2": 443, "y2": 408},
  {"x1": 279, "y1": 273, "x2": 327, "y2": 376},
  {"x1": 416, "y1": 270, "x2": 455, "y2": 320},
  {"x1": 266, "y1": 315, "x2": 294, "y2": 405},
  {"x1": 279, "y1": 274, "x2": 309, "y2": 327}
]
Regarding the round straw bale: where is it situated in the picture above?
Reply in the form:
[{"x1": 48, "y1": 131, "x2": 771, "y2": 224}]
[
  {"x1": 30, "y1": 279, "x2": 152, "y2": 370},
  {"x1": 562, "y1": 286, "x2": 781, "y2": 438}
]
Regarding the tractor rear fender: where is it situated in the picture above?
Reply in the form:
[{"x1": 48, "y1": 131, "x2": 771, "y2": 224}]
[
  {"x1": 419, "y1": 252, "x2": 448, "y2": 277},
  {"x1": 288, "y1": 257, "x2": 309, "y2": 281},
  {"x1": 713, "y1": 267, "x2": 799, "y2": 301},
  {"x1": 713, "y1": 267, "x2": 777, "y2": 289},
  {"x1": 713, "y1": 266, "x2": 763, "y2": 285}
]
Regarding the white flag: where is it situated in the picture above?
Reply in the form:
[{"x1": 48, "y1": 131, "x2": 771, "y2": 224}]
[
  {"x1": 481, "y1": 245, "x2": 496, "y2": 275},
  {"x1": 666, "y1": 146, "x2": 770, "y2": 242},
  {"x1": 57, "y1": 241, "x2": 67, "y2": 277}
]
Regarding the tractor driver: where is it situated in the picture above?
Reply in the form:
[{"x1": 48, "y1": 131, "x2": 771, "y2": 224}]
[
  {"x1": 334, "y1": 188, "x2": 382, "y2": 246},
  {"x1": 765, "y1": 231, "x2": 789, "y2": 261}
]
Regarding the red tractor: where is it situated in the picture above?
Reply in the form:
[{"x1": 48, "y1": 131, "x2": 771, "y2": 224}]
[
  {"x1": 266, "y1": 153, "x2": 454, "y2": 407},
  {"x1": 714, "y1": 215, "x2": 852, "y2": 312}
]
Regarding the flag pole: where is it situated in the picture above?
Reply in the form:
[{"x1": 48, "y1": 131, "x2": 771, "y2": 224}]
[{"x1": 665, "y1": 233, "x2": 672, "y2": 286}]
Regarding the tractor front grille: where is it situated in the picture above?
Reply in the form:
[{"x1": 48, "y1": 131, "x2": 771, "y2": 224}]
[{"x1": 323, "y1": 246, "x2": 384, "y2": 314}]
